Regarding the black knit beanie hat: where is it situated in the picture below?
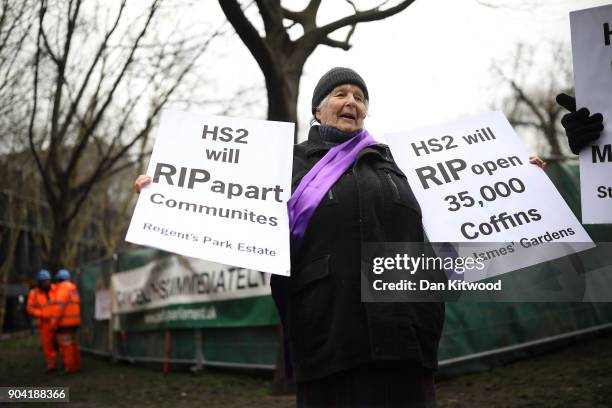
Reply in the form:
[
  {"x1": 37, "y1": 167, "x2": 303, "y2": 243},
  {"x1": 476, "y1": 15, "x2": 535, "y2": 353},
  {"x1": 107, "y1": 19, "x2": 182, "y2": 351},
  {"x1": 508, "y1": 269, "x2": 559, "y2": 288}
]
[{"x1": 311, "y1": 67, "x2": 369, "y2": 114}]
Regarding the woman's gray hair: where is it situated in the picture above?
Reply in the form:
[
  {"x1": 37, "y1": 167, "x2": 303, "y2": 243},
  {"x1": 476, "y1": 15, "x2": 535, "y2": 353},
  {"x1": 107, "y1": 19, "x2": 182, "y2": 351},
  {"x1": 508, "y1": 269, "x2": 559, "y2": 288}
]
[
  {"x1": 309, "y1": 93, "x2": 369, "y2": 127},
  {"x1": 309, "y1": 94, "x2": 331, "y2": 126}
]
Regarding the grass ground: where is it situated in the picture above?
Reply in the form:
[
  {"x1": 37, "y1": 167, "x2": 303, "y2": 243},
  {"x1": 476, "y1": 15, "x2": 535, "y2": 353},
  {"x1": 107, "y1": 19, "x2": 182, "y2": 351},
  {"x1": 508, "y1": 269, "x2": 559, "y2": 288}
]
[
  {"x1": 436, "y1": 332, "x2": 612, "y2": 408},
  {"x1": 1, "y1": 331, "x2": 611, "y2": 407}
]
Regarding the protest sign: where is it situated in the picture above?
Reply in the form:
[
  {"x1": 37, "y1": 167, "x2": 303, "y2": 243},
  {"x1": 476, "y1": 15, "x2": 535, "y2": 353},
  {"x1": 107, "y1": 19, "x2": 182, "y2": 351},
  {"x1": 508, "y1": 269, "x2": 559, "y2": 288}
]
[
  {"x1": 126, "y1": 111, "x2": 294, "y2": 276},
  {"x1": 111, "y1": 255, "x2": 274, "y2": 330},
  {"x1": 94, "y1": 289, "x2": 110, "y2": 320},
  {"x1": 385, "y1": 111, "x2": 593, "y2": 281},
  {"x1": 570, "y1": 4, "x2": 612, "y2": 224}
]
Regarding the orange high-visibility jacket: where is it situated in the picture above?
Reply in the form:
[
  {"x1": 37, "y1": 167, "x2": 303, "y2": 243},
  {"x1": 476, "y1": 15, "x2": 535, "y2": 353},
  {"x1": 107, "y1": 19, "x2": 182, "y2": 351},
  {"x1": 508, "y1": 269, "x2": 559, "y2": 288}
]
[
  {"x1": 26, "y1": 286, "x2": 55, "y2": 327},
  {"x1": 50, "y1": 281, "x2": 80, "y2": 329}
]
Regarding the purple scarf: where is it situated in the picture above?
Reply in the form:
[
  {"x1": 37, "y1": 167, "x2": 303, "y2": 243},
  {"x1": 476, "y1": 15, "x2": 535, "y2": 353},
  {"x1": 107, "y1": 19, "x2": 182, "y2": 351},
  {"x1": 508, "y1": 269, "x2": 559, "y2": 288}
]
[{"x1": 288, "y1": 128, "x2": 378, "y2": 241}]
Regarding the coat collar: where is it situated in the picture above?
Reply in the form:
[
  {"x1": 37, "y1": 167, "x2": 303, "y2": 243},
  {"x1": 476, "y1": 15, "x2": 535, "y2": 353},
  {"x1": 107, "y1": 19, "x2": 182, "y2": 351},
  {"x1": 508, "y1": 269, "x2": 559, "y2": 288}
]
[
  {"x1": 303, "y1": 126, "x2": 327, "y2": 156},
  {"x1": 302, "y1": 126, "x2": 394, "y2": 163}
]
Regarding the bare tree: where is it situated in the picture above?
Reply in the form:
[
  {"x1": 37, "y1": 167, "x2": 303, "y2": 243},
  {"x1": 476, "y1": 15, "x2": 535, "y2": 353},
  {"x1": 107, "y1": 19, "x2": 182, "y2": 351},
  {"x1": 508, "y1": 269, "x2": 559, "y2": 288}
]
[
  {"x1": 26, "y1": 0, "x2": 224, "y2": 272},
  {"x1": 492, "y1": 43, "x2": 573, "y2": 159},
  {"x1": 0, "y1": 0, "x2": 37, "y2": 333},
  {"x1": 0, "y1": 150, "x2": 49, "y2": 332},
  {"x1": 218, "y1": 0, "x2": 417, "y2": 139},
  {"x1": 0, "y1": 144, "x2": 142, "y2": 331},
  {"x1": 0, "y1": 0, "x2": 36, "y2": 152},
  {"x1": 86, "y1": 162, "x2": 137, "y2": 257},
  {"x1": 0, "y1": 190, "x2": 29, "y2": 333}
]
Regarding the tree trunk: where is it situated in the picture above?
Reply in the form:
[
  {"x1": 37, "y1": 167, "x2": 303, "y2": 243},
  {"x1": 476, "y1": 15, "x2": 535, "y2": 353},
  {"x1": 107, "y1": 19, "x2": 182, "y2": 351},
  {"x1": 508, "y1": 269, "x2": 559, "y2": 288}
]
[
  {"x1": 0, "y1": 229, "x2": 21, "y2": 334},
  {"x1": 270, "y1": 325, "x2": 296, "y2": 395},
  {"x1": 0, "y1": 192, "x2": 27, "y2": 333},
  {"x1": 546, "y1": 126, "x2": 562, "y2": 158},
  {"x1": 266, "y1": 63, "x2": 303, "y2": 394},
  {"x1": 47, "y1": 214, "x2": 71, "y2": 273},
  {"x1": 265, "y1": 60, "x2": 303, "y2": 142}
]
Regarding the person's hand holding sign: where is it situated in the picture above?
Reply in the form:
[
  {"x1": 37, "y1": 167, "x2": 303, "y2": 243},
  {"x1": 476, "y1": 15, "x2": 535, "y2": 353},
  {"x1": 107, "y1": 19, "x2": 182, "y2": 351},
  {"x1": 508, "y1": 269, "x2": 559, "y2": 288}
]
[
  {"x1": 529, "y1": 156, "x2": 546, "y2": 169},
  {"x1": 134, "y1": 175, "x2": 152, "y2": 193},
  {"x1": 556, "y1": 93, "x2": 604, "y2": 154}
]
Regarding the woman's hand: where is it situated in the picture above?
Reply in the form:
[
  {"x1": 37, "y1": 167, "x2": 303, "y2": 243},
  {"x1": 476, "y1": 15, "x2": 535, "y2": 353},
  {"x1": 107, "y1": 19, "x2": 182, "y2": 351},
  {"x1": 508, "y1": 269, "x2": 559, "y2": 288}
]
[
  {"x1": 529, "y1": 156, "x2": 546, "y2": 169},
  {"x1": 134, "y1": 175, "x2": 152, "y2": 193}
]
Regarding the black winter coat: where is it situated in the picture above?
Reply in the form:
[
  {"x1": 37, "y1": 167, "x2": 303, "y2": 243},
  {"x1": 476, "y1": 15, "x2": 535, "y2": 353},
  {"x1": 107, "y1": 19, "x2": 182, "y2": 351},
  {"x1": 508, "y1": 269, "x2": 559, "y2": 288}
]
[{"x1": 271, "y1": 126, "x2": 445, "y2": 382}]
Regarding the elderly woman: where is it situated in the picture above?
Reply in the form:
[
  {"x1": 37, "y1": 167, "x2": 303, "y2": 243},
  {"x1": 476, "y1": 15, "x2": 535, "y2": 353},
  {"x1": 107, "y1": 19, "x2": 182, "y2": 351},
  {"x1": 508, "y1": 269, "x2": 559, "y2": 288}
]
[
  {"x1": 271, "y1": 67, "x2": 442, "y2": 406},
  {"x1": 135, "y1": 68, "x2": 598, "y2": 407}
]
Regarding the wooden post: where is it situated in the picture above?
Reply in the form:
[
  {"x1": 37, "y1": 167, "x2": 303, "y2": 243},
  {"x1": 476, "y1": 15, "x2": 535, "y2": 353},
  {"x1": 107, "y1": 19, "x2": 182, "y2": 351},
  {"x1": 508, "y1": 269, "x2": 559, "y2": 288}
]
[
  {"x1": 163, "y1": 330, "x2": 171, "y2": 374},
  {"x1": 108, "y1": 253, "x2": 117, "y2": 361}
]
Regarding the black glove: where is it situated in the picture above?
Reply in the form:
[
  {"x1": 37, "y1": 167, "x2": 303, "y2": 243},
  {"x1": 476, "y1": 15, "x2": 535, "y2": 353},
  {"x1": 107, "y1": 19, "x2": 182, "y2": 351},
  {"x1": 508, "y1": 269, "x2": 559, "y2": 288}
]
[{"x1": 556, "y1": 93, "x2": 604, "y2": 154}]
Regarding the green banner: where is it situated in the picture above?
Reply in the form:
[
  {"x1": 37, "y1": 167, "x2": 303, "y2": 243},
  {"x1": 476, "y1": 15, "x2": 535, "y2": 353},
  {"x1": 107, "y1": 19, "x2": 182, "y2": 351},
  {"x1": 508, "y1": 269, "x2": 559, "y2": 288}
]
[{"x1": 117, "y1": 296, "x2": 279, "y2": 332}]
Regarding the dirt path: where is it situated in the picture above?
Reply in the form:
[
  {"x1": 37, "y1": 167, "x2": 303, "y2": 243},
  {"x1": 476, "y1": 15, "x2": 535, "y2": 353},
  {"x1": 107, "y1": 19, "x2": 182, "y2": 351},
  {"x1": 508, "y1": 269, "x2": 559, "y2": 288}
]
[{"x1": 1, "y1": 332, "x2": 611, "y2": 407}]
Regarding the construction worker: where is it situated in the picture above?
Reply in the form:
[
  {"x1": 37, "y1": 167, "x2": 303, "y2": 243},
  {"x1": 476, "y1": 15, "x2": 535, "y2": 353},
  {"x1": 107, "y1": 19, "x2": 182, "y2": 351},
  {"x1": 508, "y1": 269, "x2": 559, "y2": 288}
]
[
  {"x1": 26, "y1": 269, "x2": 57, "y2": 372},
  {"x1": 50, "y1": 269, "x2": 81, "y2": 373}
]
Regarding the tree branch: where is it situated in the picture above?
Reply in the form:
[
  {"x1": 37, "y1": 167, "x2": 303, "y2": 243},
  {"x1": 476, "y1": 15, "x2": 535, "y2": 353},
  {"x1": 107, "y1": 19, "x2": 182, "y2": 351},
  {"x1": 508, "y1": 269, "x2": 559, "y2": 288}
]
[
  {"x1": 281, "y1": 8, "x2": 305, "y2": 25},
  {"x1": 218, "y1": 0, "x2": 276, "y2": 78},
  {"x1": 56, "y1": 0, "x2": 127, "y2": 144},
  {"x1": 64, "y1": 0, "x2": 159, "y2": 180},
  {"x1": 67, "y1": 20, "x2": 223, "y2": 222},
  {"x1": 297, "y1": 0, "x2": 414, "y2": 52},
  {"x1": 508, "y1": 78, "x2": 546, "y2": 128},
  {"x1": 28, "y1": 0, "x2": 57, "y2": 210},
  {"x1": 39, "y1": 25, "x2": 60, "y2": 65},
  {"x1": 317, "y1": 0, "x2": 414, "y2": 37},
  {"x1": 320, "y1": 24, "x2": 355, "y2": 50},
  {"x1": 47, "y1": 0, "x2": 82, "y2": 184}
]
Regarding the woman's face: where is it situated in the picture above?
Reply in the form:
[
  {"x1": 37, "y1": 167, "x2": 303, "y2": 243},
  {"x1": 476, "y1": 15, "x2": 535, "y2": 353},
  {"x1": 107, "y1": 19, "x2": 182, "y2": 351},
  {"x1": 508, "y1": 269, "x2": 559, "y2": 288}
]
[{"x1": 315, "y1": 84, "x2": 367, "y2": 132}]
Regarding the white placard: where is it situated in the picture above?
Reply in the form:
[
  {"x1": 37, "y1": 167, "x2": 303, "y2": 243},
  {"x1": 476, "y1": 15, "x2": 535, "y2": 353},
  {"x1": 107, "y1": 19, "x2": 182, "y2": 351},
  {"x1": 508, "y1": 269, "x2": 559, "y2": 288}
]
[
  {"x1": 111, "y1": 256, "x2": 271, "y2": 314},
  {"x1": 94, "y1": 289, "x2": 110, "y2": 320},
  {"x1": 126, "y1": 111, "x2": 294, "y2": 276},
  {"x1": 570, "y1": 5, "x2": 612, "y2": 224},
  {"x1": 385, "y1": 111, "x2": 593, "y2": 281}
]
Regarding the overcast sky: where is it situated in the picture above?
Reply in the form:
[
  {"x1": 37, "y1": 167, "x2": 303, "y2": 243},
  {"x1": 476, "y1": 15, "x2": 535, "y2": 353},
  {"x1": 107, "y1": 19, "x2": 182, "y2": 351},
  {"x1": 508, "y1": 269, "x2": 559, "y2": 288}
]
[{"x1": 181, "y1": 0, "x2": 610, "y2": 146}]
